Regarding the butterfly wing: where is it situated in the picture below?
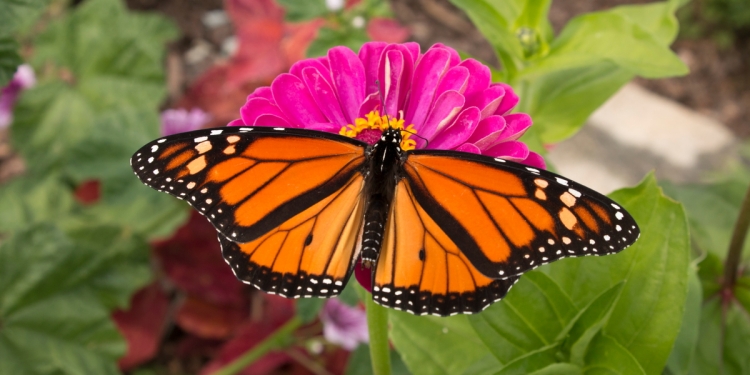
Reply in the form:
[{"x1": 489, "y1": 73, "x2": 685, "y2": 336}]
[
  {"x1": 131, "y1": 126, "x2": 369, "y2": 297},
  {"x1": 399, "y1": 150, "x2": 640, "y2": 280},
  {"x1": 373, "y1": 179, "x2": 519, "y2": 316}
]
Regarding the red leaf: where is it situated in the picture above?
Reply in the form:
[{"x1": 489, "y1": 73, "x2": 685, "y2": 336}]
[
  {"x1": 175, "y1": 294, "x2": 249, "y2": 340},
  {"x1": 153, "y1": 211, "x2": 247, "y2": 307},
  {"x1": 113, "y1": 283, "x2": 170, "y2": 371},
  {"x1": 200, "y1": 294, "x2": 296, "y2": 375},
  {"x1": 367, "y1": 17, "x2": 410, "y2": 44}
]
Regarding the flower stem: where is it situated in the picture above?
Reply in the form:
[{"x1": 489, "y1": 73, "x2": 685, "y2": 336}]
[
  {"x1": 213, "y1": 316, "x2": 302, "y2": 375},
  {"x1": 724, "y1": 182, "x2": 750, "y2": 288},
  {"x1": 365, "y1": 295, "x2": 391, "y2": 375}
]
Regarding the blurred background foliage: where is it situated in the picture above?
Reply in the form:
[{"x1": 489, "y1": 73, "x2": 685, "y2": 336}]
[{"x1": 0, "y1": 0, "x2": 747, "y2": 374}]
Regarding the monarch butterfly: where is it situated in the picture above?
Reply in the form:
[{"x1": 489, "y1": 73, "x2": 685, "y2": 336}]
[{"x1": 131, "y1": 125, "x2": 639, "y2": 316}]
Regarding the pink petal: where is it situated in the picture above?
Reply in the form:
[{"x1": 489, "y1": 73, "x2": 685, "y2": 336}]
[
  {"x1": 354, "y1": 262, "x2": 372, "y2": 292},
  {"x1": 328, "y1": 47, "x2": 366, "y2": 123},
  {"x1": 467, "y1": 115, "x2": 506, "y2": 150},
  {"x1": 455, "y1": 143, "x2": 481, "y2": 154},
  {"x1": 459, "y1": 59, "x2": 491, "y2": 101},
  {"x1": 307, "y1": 122, "x2": 342, "y2": 133},
  {"x1": 428, "y1": 43, "x2": 461, "y2": 67},
  {"x1": 494, "y1": 83, "x2": 519, "y2": 115},
  {"x1": 402, "y1": 42, "x2": 421, "y2": 65},
  {"x1": 467, "y1": 85, "x2": 506, "y2": 119},
  {"x1": 435, "y1": 66, "x2": 469, "y2": 97},
  {"x1": 358, "y1": 42, "x2": 387, "y2": 96},
  {"x1": 290, "y1": 58, "x2": 331, "y2": 80},
  {"x1": 247, "y1": 86, "x2": 273, "y2": 101},
  {"x1": 485, "y1": 141, "x2": 529, "y2": 161},
  {"x1": 521, "y1": 151, "x2": 547, "y2": 169},
  {"x1": 419, "y1": 90, "x2": 464, "y2": 144},
  {"x1": 358, "y1": 93, "x2": 381, "y2": 118},
  {"x1": 429, "y1": 106, "x2": 480, "y2": 150},
  {"x1": 240, "y1": 98, "x2": 287, "y2": 126},
  {"x1": 302, "y1": 67, "x2": 348, "y2": 125},
  {"x1": 380, "y1": 50, "x2": 406, "y2": 116},
  {"x1": 254, "y1": 114, "x2": 293, "y2": 128},
  {"x1": 379, "y1": 44, "x2": 415, "y2": 112},
  {"x1": 227, "y1": 118, "x2": 244, "y2": 126},
  {"x1": 497, "y1": 113, "x2": 532, "y2": 141},
  {"x1": 404, "y1": 48, "x2": 452, "y2": 131},
  {"x1": 271, "y1": 73, "x2": 327, "y2": 127}
]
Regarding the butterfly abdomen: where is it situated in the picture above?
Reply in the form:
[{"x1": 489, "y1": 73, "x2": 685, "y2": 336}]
[{"x1": 360, "y1": 128, "x2": 403, "y2": 267}]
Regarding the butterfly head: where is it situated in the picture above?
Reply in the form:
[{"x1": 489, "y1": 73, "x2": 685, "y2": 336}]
[{"x1": 378, "y1": 128, "x2": 404, "y2": 153}]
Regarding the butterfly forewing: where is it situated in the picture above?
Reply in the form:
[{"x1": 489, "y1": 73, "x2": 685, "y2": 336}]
[
  {"x1": 130, "y1": 127, "x2": 368, "y2": 243},
  {"x1": 402, "y1": 151, "x2": 640, "y2": 280}
]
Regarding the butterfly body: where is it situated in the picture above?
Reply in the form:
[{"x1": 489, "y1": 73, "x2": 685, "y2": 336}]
[{"x1": 131, "y1": 126, "x2": 639, "y2": 316}]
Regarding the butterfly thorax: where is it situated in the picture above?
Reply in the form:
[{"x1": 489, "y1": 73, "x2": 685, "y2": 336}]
[{"x1": 360, "y1": 128, "x2": 404, "y2": 268}]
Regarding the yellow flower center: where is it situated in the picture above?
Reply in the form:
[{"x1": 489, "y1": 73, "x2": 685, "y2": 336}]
[{"x1": 339, "y1": 110, "x2": 417, "y2": 151}]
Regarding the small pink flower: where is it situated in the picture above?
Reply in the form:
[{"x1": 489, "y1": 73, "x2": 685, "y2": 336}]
[
  {"x1": 229, "y1": 41, "x2": 544, "y2": 168},
  {"x1": 320, "y1": 298, "x2": 368, "y2": 350},
  {"x1": 160, "y1": 108, "x2": 211, "y2": 136},
  {"x1": 0, "y1": 64, "x2": 36, "y2": 129}
]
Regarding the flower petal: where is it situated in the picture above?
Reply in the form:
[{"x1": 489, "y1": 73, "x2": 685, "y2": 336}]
[
  {"x1": 467, "y1": 115, "x2": 506, "y2": 150},
  {"x1": 521, "y1": 151, "x2": 546, "y2": 169},
  {"x1": 227, "y1": 118, "x2": 245, "y2": 126},
  {"x1": 494, "y1": 82, "x2": 519, "y2": 115},
  {"x1": 402, "y1": 42, "x2": 421, "y2": 65},
  {"x1": 429, "y1": 106, "x2": 480, "y2": 150},
  {"x1": 328, "y1": 46, "x2": 366, "y2": 123},
  {"x1": 455, "y1": 143, "x2": 481, "y2": 154},
  {"x1": 354, "y1": 262, "x2": 372, "y2": 292},
  {"x1": 459, "y1": 58, "x2": 491, "y2": 101},
  {"x1": 405, "y1": 48, "x2": 452, "y2": 130},
  {"x1": 247, "y1": 86, "x2": 273, "y2": 101},
  {"x1": 307, "y1": 122, "x2": 342, "y2": 133},
  {"x1": 436, "y1": 66, "x2": 469, "y2": 97},
  {"x1": 271, "y1": 73, "x2": 327, "y2": 127},
  {"x1": 240, "y1": 97, "x2": 287, "y2": 126},
  {"x1": 302, "y1": 67, "x2": 348, "y2": 125},
  {"x1": 467, "y1": 85, "x2": 506, "y2": 119},
  {"x1": 290, "y1": 58, "x2": 331, "y2": 80},
  {"x1": 485, "y1": 141, "x2": 529, "y2": 161},
  {"x1": 358, "y1": 41, "x2": 387, "y2": 96},
  {"x1": 358, "y1": 92, "x2": 381, "y2": 118},
  {"x1": 255, "y1": 114, "x2": 292, "y2": 128},
  {"x1": 428, "y1": 43, "x2": 461, "y2": 67},
  {"x1": 420, "y1": 90, "x2": 464, "y2": 144},
  {"x1": 379, "y1": 44, "x2": 415, "y2": 112},
  {"x1": 380, "y1": 50, "x2": 406, "y2": 116},
  {"x1": 497, "y1": 113, "x2": 532, "y2": 141}
]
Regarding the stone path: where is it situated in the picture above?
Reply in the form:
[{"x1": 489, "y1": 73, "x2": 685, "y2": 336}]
[{"x1": 546, "y1": 83, "x2": 737, "y2": 194}]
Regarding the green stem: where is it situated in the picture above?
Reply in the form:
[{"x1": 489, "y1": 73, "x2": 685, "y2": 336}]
[
  {"x1": 366, "y1": 294, "x2": 391, "y2": 375},
  {"x1": 213, "y1": 316, "x2": 302, "y2": 375},
  {"x1": 724, "y1": 182, "x2": 750, "y2": 288}
]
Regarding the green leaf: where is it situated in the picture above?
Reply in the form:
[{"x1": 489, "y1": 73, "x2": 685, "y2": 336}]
[
  {"x1": 0, "y1": 172, "x2": 74, "y2": 234},
  {"x1": 665, "y1": 267, "x2": 702, "y2": 375},
  {"x1": 0, "y1": 223, "x2": 151, "y2": 374},
  {"x1": 447, "y1": 0, "x2": 525, "y2": 78},
  {"x1": 338, "y1": 278, "x2": 361, "y2": 306},
  {"x1": 296, "y1": 298, "x2": 325, "y2": 323},
  {"x1": 467, "y1": 271, "x2": 577, "y2": 364},
  {"x1": 564, "y1": 283, "x2": 624, "y2": 366},
  {"x1": 390, "y1": 312, "x2": 491, "y2": 375},
  {"x1": 306, "y1": 26, "x2": 369, "y2": 58},
  {"x1": 0, "y1": 0, "x2": 50, "y2": 35},
  {"x1": 276, "y1": 0, "x2": 329, "y2": 22},
  {"x1": 546, "y1": 174, "x2": 691, "y2": 374},
  {"x1": 526, "y1": 363, "x2": 582, "y2": 375},
  {"x1": 583, "y1": 333, "x2": 646, "y2": 375},
  {"x1": 12, "y1": 0, "x2": 177, "y2": 171},
  {"x1": 690, "y1": 298, "x2": 750, "y2": 375},
  {"x1": 494, "y1": 344, "x2": 559, "y2": 375},
  {"x1": 345, "y1": 344, "x2": 410, "y2": 375},
  {"x1": 0, "y1": 36, "x2": 22, "y2": 87}
]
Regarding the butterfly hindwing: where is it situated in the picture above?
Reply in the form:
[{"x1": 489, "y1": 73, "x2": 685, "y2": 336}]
[
  {"x1": 402, "y1": 151, "x2": 640, "y2": 280},
  {"x1": 373, "y1": 179, "x2": 519, "y2": 316},
  {"x1": 218, "y1": 174, "x2": 366, "y2": 298},
  {"x1": 130, "y1": 127, "x2": 368, "y2": 244}
]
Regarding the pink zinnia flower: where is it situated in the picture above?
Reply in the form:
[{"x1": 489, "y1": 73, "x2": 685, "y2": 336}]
[
  {"x1": 228, "y1": 41, "x2": 544, "y2": 168},
  {"x1": 228, "y1": 42, "x2": 545, "y2": 292},
  {"x1": 160, "y1": 108, "x2": 211, "y2": 137},
  {"x1": 0, "y1": 64, "x2": 36, "y2": 129},
  {"x1": 320, "y1": 298, "x2": 368, "y2": 350}
]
